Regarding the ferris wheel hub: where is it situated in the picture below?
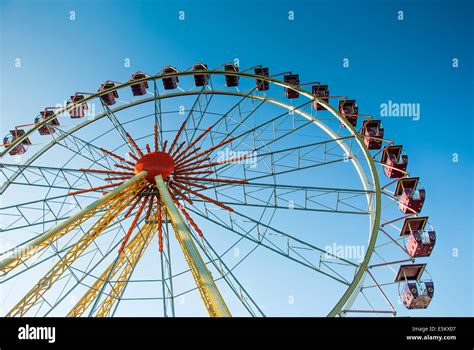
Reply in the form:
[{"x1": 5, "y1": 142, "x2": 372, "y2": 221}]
[{"x1": 134, "y1": 151, "x2": 175, "y2": 183}]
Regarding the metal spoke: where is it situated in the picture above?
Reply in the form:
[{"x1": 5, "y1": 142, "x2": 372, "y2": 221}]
[
  {"x1": 184, "y1": 204, "x2": 358, "y2": 286},
  {"x1": 189, "y1": 229, "x2": 265, "y2": 317},
  {"x1": 100, "y1": 101, "x2": 136, "y2": 154},
  {"x1": 188, "y1": 182, "x2": 371, "y2": 215}
]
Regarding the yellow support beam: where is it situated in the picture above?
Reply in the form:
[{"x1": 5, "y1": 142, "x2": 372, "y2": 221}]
[
  {"x1": 155, "y1": 174, "x2": 231, "y2": 317},
  {"x1": 93, "y1": 219, "x2": 158, "y2": 317},
  {"x1": 68, "y1": 215, "x2": 158, "y2": 317},
  {"x1": 6, "y1": 174, "x2": 147, "y2": 317},
  {"x1": 0, "y1": 172, "x2": 148, "y2": 276}
]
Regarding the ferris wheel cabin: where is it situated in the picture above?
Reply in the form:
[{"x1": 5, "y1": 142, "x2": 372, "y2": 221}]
[
  {"x1": 3, "y1": 129, "x2": 32, "y2": 156},
  {"x1": 361, "y1": 120, "x2": 384, "y2": 150},
  {"x1": 129, "y1": 72, "x2": 149, "y2": 96},
  {"x1": 338, "y1": 99, "x2": 358, "y2": 127},
  {"x1": 395, "y1": 177, "x2": 426, "y2": 214},
  {"x1": 224, "y1": 64, "x2": 239, "y2": 87},
  {"x1": 381, "y1": 145, "x2": 408, "y2": 178},
  {"x1": 396, "y1": 264, "x2": 434, "y2": 309},
  {"x1": 35, "y1": 110, "x2": 60, "y2": 135},
  {"x1": 161, "y1": 66, "x2": 179, "y2": 90},
  {"x1": 312, "y1": 84, "x2": 329, "y2": 110},
  {"x1": 254, "y1": 67, "x2": 270, "y2": 91},
  {"x1": 193, "y1": 63, "x2": 209, "y2": 87},
  {"x1": 400, "y1": 217, "x2": 436, "y2": 258},
  {"x1": 67, "y1": 94, "x2": 88, "y2": 119},
  {"x1": 284, "y1": 74, "x2": 300, "y2": 99},
  {"x1": 98, "y1": 82, "x2": 119, "y2": 106}
]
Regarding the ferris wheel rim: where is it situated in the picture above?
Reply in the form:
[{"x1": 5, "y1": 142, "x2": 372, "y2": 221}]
[{"x1": 0, "y1": 70, "x2": 382, "y2": 317}]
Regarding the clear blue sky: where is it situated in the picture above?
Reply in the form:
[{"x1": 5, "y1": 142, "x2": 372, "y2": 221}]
[{"x1": 0, "y1": 0, "x2": 473, "y2": 316}]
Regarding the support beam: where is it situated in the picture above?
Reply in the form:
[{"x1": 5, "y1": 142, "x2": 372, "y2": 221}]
[
  {"x1": 155, "y1": 175, "x2": 231, "y2": 317},
  {"x1": 0, "y1": 172, "x2": 148, "y2": 277},
  {"x1": 160, "y1": 211, "x2": 175, "y2": 317},
  {"x1": 5, "y1": 174, "x2": 147, "y2": 317},
  {"x1": 68, "y1": 215, "x2": 157, "y2": 317},
  {"x1": 93, "y1": 219, "x2": 158, "y2": 317}
]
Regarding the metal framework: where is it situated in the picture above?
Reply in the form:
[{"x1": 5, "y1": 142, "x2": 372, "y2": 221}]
[{"x1": 0, "y1": 64, "x2": 436, "y2": 317}]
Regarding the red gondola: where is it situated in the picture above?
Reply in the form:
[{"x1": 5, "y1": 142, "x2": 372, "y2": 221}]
[
  {"x1": 254, "y1": 67, "x2": 269, "y2": 91},
  {"x1": 68, "y1": 94, "x2": 88, "y2": 119},
  {"x1": 193, "y1": 63, "x2": 209, "y2": 87},
  {"x1": 396, "y1": 264, "x2": 434, "y2": 309},
  {"x1": 3, "y1": 129, "x2": 32, "y2": 156},
  {"x1": 283, "y1": 74, "x2": 300, "y2": 99},
  {"x1": 400, "y1": 217, "x2": 436, "y2": 257},
  {"x1": 161, "y1": 66, "x2": 179, "y2": 90},
  {"x1": 402, "y1": 281, "x2": 434, "y2": 309},
  {"x1": 98, "y1": 82, "x2": 119, "y2": 106},
  {"x1": 129, "y1": 72, "x2": 149, "y2": 96},
  {"x1": 395, "y1": 177, "x2": 425, "y2": 214},
  {"x1": 381, "y1": 145, "x2": 408, "y2": 178},
  {"x1": 312, "y1": 85, "x2": 329, "y2": 110},
  {"x1": 35, "y1": 110, "x2": 60, "y2": 135},
  {"x1": 361, "y1": 120, "x2": 384, "y2": 150},
  {"x1": 224, "y1": 64, "x2": 239, "y2": 87},
  {"x1": 338, "y1": 99, "x2": 358, "y2": 127}
]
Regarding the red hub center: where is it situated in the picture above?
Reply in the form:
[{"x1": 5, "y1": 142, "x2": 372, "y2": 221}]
[{"x1": 134, "y1": 151, "x2": 175, "y2": 183}]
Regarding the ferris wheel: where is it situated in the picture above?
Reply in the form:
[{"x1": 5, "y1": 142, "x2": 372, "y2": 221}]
[{"x1": 0, "y1": 62, "x2": 436, "y2": 317}]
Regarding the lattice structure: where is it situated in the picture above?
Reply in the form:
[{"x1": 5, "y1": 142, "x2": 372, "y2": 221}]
[{"x1": 0, "y1": 63, "x2": 437, "y2": 317}]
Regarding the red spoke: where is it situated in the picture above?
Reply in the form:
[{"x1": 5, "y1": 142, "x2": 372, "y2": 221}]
[
  {"x1": 174, "y1": 125, "x2": 213, "y2": 162},
  {"x1": 174, "y1": 175, "x2": 248, "y2": 185},
  {"x1": 126, "y1": 133, "x2": 144, "y2": 157},
  {"x1": 68, "y1": 182, "x2": 124, "y2": 196},
  {"x1": 171, "y1": 182, "x2": 234, "y2": 212},
  {"x1": 175, "y1": 147, "x2": 201, "y2": 166},
  {"x1": 168, "y1": 120, "x2": 186, "y2": 154},
  {"x1": 128, "y1": 152, "x2": 140, "y2": 162},
  {"x1": 180, "y1": 206, "x2": 203, "y2": 237},
  {"x1": 176, "y1": 137, "x2": 235, "y2": 168},
  {"x1": 100, "y1": 148, "x2": 135, "y2": 167},
  {"x1": 169, "y1": 192, "x2": 203, "y2": 237},
  {"x1": 124, "y1": 192, "x2": 146, "y2": 218},
  {"x1": 171, "y1": 141, "x2": 186, "y2": 158},
  {"x1": 119, "y1": 198, "x2": 147, "y2": 253},
  {"x1": 114, "y1": 163, "x2": 135, "y2": 171},
  {"x1": 168, "y1": 183, "x2": 194, "y2": 205},
  {"x1": 79, "y1": 168, "x2": 135, "y2": 176},
  {"x1": 173, "y1": 178, "x2": 208, "y2": 190},
  {"x1": 174, "y1": 170, "x2": 213, "y2": 176},
  {"x1": 162, "y1": 140, "x2": 168, "y2": 152},
  {"x1": 146, "y1": 144, "x2": 151, "y2": 153},
  {"x1": 174, "y1": 157, "x2": 210, "y2": 172},
  {"x1": 104, "y1": 176, "x2": 133, "y2": 181},
  {"x1": 145, "y1": 191, "x2": 154, "y2": 221}
]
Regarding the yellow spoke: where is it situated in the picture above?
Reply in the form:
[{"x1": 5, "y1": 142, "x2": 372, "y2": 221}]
[
  {"x1": 67, "y1": 214, "x2": 158, "y2": 317},
  {"x1": 5, "y1": 173, "x2": 148, "y2": 317},
  {"x1": 0, "y1": 172, "x2": 148, "y2": 276},
  {"x1": 94, "y1": 219, "x2": 158, "y2": 317},
  {"x1": 155, "y1": 174, "x2": 231, "y2": 317}
]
